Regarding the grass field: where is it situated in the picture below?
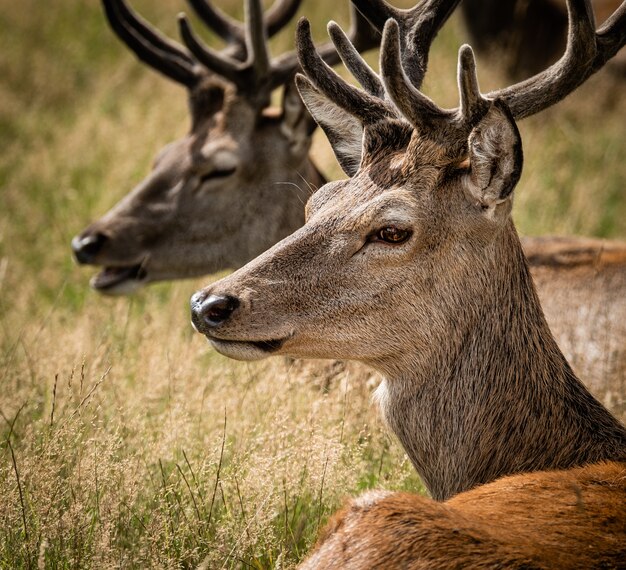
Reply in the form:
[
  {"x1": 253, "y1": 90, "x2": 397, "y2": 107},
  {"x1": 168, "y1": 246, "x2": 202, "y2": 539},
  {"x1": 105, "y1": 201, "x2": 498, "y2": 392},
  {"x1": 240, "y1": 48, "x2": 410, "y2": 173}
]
[{"x1": 0, "y1": 0, "x2": 624, "y2": 567}]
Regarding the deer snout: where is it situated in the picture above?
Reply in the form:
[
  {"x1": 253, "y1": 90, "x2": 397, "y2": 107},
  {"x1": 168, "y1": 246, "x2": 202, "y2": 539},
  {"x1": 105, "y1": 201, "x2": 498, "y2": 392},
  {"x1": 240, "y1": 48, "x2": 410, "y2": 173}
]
[
  {"x1": 190, "y1": 291, "x2": 240, "y2": 333},
  {"x1": 71, "y1": 232, "x2": 108, "y2": 264}
]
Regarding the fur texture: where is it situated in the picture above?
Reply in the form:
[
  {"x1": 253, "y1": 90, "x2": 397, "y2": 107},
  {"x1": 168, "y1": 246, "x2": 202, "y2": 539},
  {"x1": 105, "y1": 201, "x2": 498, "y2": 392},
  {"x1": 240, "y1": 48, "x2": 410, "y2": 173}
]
[{"x1": 300, "y1": 461, "x2": 626, "y2": 569}]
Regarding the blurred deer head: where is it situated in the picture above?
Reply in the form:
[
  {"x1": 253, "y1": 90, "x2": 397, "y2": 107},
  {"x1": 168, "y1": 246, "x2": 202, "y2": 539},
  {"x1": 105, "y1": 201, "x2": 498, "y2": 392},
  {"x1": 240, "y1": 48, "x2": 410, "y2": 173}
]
[{"x1": 72, "y1": 0, "x2": 377, "y2": 294}]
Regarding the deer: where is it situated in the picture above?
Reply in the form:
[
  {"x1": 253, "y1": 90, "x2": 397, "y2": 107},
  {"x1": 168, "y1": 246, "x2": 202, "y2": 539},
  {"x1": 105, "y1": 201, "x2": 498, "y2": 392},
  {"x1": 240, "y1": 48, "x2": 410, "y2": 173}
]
[
  {"x1": 71, "y1": 0, "x2": 625, "y2": 420},
  {"x1": 189, "y1": 0, "x2": 626, "y2": 564},
  {"x1": 70, "y1": 0, "x2": 379, "y2": 296}
]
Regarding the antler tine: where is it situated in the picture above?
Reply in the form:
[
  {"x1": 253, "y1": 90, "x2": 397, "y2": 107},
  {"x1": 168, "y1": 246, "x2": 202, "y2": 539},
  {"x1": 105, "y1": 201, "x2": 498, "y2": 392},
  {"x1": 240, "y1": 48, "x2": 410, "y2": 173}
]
[
  {"x1": 327, "y1": 21, "x2": 384, "y2": 97},
  {"x1": 379, "y1": 19, "x2": 450, "y2": 130},
  {"x1": 457, "y1": 45, "x2": 489, "y2": 123},
  {"x1": 268, "y1": 5, "x2": 380, "y2": 93},
  {"x1": 178, "y1": 7, "x2": 273, "y2": 107},
  {"x1": 595, "y1": 1, "x2": 626, "y2": 67},
  {"x1": 296, "y1": 18, "x2": 393, "y2": 124},
  {"x1": 487, "y1": 0, "x2": 623, "y2": 120},
  {"x1": 103, "y1": 0, "x2": 198, "y2": 87},
  {"x1": 178, "y1": 14, "x2": 246, "y2": 88},
  {"x1": 353, "y1": 0, "x2": 461, "y2": 88},
  {"x1": 266, "y1": 0, "x2": 304, "y2": 37},
  {"x1": 277, "y1": 5, "x2": 379, "y2": 70},
  {"x1": 186, "y1": 0, "x2": 245, "y2": 46},
  {"x1": 187, "y1": 0, "x2": 304, "y2": 48},
  {"x1": 244, "y1": 0, "x2": 270, "y2": 77}
]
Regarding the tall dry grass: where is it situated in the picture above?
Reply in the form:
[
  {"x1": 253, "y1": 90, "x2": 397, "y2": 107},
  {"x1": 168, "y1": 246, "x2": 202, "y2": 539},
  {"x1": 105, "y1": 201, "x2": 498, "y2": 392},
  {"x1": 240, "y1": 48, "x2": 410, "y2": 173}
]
[{"x1": 0, "y1": 0, "x2": 624, "y2": 567}]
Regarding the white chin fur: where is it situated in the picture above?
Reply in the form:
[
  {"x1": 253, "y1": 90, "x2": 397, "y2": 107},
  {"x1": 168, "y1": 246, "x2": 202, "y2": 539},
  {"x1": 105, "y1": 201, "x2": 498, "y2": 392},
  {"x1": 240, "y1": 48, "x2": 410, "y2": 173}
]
[
  {"x1": 90, "y1": 277, "x2": 146, "y2": 296},
  {"x1": 208, "y1": 338, "x2": 271, "y2": 361}
]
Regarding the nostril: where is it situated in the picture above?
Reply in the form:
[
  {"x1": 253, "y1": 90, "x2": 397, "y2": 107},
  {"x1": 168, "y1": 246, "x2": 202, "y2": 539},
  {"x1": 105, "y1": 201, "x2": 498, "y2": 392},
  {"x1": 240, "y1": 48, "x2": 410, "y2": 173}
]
[
  {"x1": 190, "y1": 290, "x2": 208, "y2": 309},
  {"x1": 199, "y1": 294, "x2": 240, "y2": 328},
  {"x1": 72, "y1": 232, "x2": 107, "y2": 264}
]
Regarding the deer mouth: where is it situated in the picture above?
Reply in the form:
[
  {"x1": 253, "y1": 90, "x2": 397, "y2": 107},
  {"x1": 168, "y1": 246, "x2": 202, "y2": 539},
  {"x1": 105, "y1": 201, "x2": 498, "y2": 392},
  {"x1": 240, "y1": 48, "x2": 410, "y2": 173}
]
[
  {"x1": 204, "y1": 335, "x2": 288, "y2": 361},
  {"x1": 90, "y1": 264, "x2": 148, "y2": 295}
]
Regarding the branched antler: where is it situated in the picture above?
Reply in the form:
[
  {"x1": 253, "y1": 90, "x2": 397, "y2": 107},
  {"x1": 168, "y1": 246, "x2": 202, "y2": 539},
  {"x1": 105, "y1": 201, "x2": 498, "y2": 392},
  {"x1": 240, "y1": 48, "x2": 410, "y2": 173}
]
[
  {"x1": 486, "y1": 0, "x2": 626, "y2": 119},
  {"x1": 296, "y1": 19, "x2": 394, "y2": 123},
  {"x1": 297, "y1": 0, "x2": 625, "y2": 146},
  {"x1": 103, "y1": 0, "x2": 199, "y2": 87},
  {"x1": 103, "y1": 0, "x2": 379, "y2": 109},
  {"x1": 179, "y1": 3, "x2": 379, "y2": 107},
  {"x1": 187, "y1": 0, "x2": 304, "y2": 45},
  {"x1": 352, "y1": 0, "x2": 461, "y2": 88}
]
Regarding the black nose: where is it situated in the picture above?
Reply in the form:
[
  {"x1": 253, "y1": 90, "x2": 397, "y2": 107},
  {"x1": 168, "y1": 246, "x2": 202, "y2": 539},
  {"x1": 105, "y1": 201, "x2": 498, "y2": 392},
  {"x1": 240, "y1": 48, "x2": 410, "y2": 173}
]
[
  {"x1": 72, "y1": 233, "x2": 107, "y2": 264},
  {"x1": 191, "y1": 292, "x2": 240, "y2": 332}
]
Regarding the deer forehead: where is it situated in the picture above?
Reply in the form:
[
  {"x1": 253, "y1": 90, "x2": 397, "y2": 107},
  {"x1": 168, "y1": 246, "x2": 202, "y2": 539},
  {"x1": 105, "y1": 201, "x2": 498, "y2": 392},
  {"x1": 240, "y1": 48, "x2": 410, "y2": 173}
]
[
  {"x1": 305, "y1": 184, "x2": 420, "y2": 234},
  {"x1": 306, "y1": 159, "x2": 447, "y2": 225}
]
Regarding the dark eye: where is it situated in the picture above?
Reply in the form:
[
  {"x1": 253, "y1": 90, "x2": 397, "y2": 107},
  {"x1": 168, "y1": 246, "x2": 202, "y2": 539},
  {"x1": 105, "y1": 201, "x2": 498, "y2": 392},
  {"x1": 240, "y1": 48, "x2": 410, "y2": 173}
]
[
  {"x1": 374, "y1": 226, "x2": 412, "y2": 244},
  {"x1": 199, "y1": 167, "x2": 237, "y2": 184}
]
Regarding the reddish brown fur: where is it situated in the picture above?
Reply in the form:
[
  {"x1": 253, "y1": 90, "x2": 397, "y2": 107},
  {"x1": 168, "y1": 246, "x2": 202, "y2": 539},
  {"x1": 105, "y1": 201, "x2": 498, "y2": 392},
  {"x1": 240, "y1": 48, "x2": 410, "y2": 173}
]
[{"x1": 302, "y1": 461, "x2": 626, "y2": 569}]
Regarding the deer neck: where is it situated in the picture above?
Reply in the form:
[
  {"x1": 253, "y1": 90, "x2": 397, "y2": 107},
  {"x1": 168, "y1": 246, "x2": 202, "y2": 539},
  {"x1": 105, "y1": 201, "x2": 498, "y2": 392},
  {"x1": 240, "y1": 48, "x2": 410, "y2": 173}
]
[{"x1": 373, "y1": 223, "x2": 626, "y2": 501}]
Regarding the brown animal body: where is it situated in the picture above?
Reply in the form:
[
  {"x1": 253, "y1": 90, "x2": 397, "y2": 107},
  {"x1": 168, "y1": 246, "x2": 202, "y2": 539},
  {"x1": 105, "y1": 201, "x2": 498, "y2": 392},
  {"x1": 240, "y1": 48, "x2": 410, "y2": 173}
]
[
  {"x1": 189, "y1": 0, "x2": 626, "y2": 565},
  {"x1": 302, "y1": 462, "x2": 626, "y2": 569}
]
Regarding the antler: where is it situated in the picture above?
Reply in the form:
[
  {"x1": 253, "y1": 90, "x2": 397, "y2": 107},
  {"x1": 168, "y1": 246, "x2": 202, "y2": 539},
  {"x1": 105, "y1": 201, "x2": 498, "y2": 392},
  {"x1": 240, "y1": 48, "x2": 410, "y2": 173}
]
[
  {"x1": 294, "y1": 0, "x2": 460, "y2": 124},
  {"x1": 102, "y1": 0, "x2": 199, "y2": 87},
  {"x1": 298, "y1": 0, "x2": 625, "y2": 146},
  {"x1": 486, "y1": 0, "x2": 626, "y2": 119},
  {"x1": 296, "y1": 19, "x2": 395, "y2": 123},
  {"x1": 103, "y1": 0, "x2": 379, "y2": 104},
  {"x1": 352, "y1": 0, "x2": 460, "y2": 88},
  {"x1": 188, "y1": 0, "x2": 304, "y2": 45},
  {"x1": 103, "y1": 0, "x2": 304, "y2": 89},
  {"x1": 179, "y1": 2, "x2": 379, "y2": 108},
  {"x1": 379, "y1": 20, "x2": 489, "y2": 138}
]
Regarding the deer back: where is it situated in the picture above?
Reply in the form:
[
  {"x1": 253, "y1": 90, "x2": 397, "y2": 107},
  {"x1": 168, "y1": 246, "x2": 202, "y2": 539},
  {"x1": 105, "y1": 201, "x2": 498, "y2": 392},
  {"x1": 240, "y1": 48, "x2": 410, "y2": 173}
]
[{"x1": 299, "y1": 461, "x2": 626, "y2": 569}]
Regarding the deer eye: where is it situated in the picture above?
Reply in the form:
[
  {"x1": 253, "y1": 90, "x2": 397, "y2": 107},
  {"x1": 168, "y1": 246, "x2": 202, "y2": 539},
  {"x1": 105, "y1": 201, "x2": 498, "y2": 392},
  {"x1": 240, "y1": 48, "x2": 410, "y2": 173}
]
[
  {"x1": 199, "y1": 167, "x2": 237, "y2": 184},
  {"x1": 373, "y1": 226, "x2": 412, "y2": 244}
]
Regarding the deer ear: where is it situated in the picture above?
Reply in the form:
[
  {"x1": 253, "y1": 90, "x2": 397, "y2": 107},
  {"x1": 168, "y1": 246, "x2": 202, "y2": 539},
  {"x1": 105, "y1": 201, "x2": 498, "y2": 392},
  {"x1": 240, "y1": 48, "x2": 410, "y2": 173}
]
[
  {"x1": 280, "y1": 79, "x2": 318, "y2": 158},
  {"x1": 462, "y1": 100, "x2": 523, "y2": 213},
  {"x1": 295, "y1": 74, "x2": 363, "y2": 177}
]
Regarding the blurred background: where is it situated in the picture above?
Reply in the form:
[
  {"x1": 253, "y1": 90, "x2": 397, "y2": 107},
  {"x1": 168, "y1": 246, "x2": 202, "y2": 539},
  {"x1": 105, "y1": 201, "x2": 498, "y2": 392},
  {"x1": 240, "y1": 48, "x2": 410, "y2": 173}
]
[{"x1": 0, "y1": 0, "x2": 624, "y2": 567}]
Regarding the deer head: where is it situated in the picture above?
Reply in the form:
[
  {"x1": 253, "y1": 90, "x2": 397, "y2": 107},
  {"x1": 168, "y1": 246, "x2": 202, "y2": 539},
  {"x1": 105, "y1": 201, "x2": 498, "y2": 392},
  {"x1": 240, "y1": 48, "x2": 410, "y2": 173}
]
[
  {"x1": 190, "y1": 0, "x2": 626, "y2": 361},
  {"x1": 191, "y1": 0, "x2": 626, "y2": 500},
  {"x1": 71, "y1": 0, "x2": 378, "y2": 295},
  {"x1": 189, "y1": 23, "x2": 527, "y2": 366}
]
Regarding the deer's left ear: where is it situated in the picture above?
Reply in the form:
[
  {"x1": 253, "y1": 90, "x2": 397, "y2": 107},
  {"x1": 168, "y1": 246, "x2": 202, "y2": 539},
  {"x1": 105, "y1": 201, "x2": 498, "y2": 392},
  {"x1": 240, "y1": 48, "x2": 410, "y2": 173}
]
[
  {"x1": 461, "y1": 100, "x2": 523, "y2": 213},
  {"x1": 295, "y1": 74, "x2": 364, "y2": 177},
  {"x1": 280, "y1": 79, "x2": 318, "y2": 158}
]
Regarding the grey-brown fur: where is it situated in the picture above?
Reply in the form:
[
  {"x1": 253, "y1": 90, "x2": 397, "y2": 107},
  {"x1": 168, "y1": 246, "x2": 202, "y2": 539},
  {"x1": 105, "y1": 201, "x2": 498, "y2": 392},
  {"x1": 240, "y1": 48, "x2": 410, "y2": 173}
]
[
  {"x1": 192, "y1": 118, "x2": 626, "y2": 500},
  {"x1": 74, "y1": 76, "x2": 320, "y2": 294},
  {"x1": 72, "y1": 0, "x2": 328, "y2": 294}
]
